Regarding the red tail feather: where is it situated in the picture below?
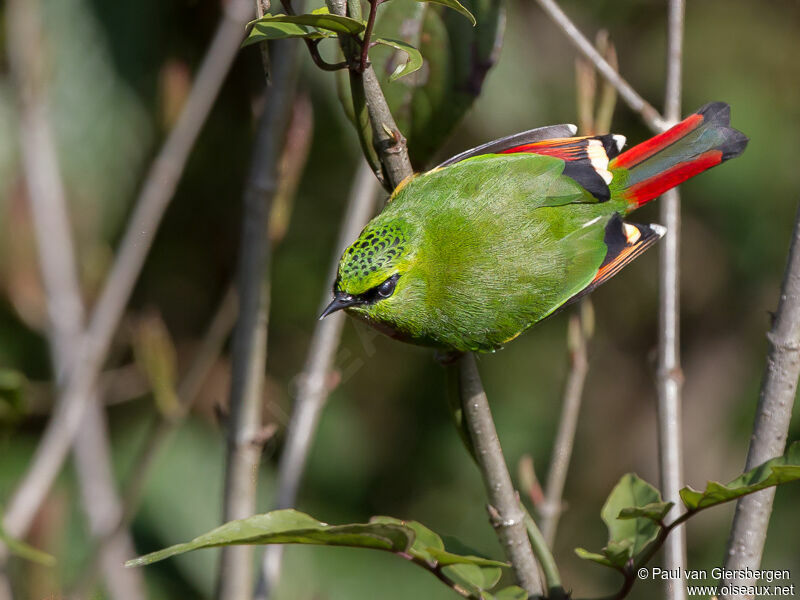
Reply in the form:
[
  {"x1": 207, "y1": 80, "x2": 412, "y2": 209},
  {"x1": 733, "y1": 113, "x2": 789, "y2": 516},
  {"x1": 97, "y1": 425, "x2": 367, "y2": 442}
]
[{"x1": 611, "y1": 102, "x2": 747, "y2": 210}]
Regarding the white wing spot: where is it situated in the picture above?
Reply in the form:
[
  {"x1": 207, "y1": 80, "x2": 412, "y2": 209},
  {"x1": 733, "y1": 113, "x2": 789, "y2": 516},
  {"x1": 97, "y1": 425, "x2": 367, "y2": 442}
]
[
  {"x1": 587, "y1": 139, "x2": 613, "y2": 184},
  {"x1": 623, "y1": 223, "x2": 642, "y2": 244}
]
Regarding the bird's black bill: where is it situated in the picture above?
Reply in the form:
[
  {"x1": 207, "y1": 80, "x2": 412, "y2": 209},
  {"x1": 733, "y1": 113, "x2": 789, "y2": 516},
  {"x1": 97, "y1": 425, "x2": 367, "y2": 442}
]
[{"x1": 319, "y1": 293, "x2": 360, "y2": 320}]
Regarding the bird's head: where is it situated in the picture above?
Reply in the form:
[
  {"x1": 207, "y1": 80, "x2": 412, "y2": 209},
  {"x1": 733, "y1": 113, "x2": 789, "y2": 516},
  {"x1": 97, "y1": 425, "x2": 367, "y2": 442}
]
[{"x1": 320, "y1": 218, "x2": 416, "y2": 322}]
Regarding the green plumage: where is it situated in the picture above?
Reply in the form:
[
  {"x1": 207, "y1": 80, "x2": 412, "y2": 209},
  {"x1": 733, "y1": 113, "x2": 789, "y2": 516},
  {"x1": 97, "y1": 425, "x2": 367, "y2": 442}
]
[
  {"x1": 324, "y1": 103, "x2": 748, "y2": 353},
  {"x1": 337, "y1": 154, "x2": 620, "y2": 352}
]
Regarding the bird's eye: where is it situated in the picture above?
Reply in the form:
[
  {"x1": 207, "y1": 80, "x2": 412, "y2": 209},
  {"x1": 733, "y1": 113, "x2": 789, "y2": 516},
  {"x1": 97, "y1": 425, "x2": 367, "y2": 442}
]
[{"x1": 376, "y1": 274, "x2": 398, "y2": 298}]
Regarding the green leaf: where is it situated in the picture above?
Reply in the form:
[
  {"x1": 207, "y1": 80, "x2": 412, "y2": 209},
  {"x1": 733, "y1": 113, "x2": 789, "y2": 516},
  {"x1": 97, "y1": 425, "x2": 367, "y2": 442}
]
[
  {"x1": 576, "y1": 474, "x2": 663, "y2": 569},
  {"x1": 618, "y1": 501, "x2": 674, "y2": 523},
  {"x1": 490, "y1": 586, "x2": 528, "y2": 600},
  {"x1": 0, "y1": 518, "x2": 55, "y2": 566},
  {"x1": 601, "y1": 474, "x2": 662, "y2": 556},
  {"x1": 427, "y1": 547, "x2": 507, "y2": 568},
  {"x1": 373, "y1": 38, "x2": 424, "y2": 81},
  {"x1": 680, "y1": 441, "x2": 800, "y2": 511},
  {"x1": 0, "y1": 368, "x2": 26, "y2": 419},
  {"x1": 369, "y1": 516, "x2": 505, "y2": 567},
  {"x1": 415, "y1": 0, "x2": 476, "y2": 25},
  {"x1": 131, "y1": 314, "x2": 180, "y2": 419},
  {"x1": 367, "y1": 0, "x2": 504, "y2": 168},
  {"x1": 126, "y1": 509, "x2": 412, "y2": 567},
  {"x1": 442, "y1": 563, "x2": 502, "y2": 594},
  {"x1": 248, "y1": 12, "x2": 365, "y2": 36},
  {"x1": 243, "y1": 21, "x2": 330, "y2": 47}
]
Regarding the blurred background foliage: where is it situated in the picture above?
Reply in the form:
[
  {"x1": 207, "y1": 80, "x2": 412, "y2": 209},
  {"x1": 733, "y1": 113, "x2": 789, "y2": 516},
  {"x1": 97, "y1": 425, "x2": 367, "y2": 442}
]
[{"x1": 1, "y1": 0, "x2": 799, "y2": 598}]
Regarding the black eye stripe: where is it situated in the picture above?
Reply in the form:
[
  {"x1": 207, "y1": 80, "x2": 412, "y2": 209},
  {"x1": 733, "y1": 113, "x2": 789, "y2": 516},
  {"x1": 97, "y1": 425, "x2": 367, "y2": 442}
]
[{"x1": 355, "y1": 273, "x2": 400, "y2": 304}]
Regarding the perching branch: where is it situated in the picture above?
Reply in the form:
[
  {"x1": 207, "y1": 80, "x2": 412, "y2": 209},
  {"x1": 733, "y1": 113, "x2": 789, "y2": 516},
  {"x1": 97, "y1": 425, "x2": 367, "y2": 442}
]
[
  {"x1": 533, "y1": 0, "x2": 668, "y2": 134},
  {"x1": 4, "y1": 2, "x2": 144, "y2": 599},
  {"x1": 457, "y1": 354, "x2": 543, "y2": 597},
  {"x1": 323, "y1": 1, "x2": 542, "y2": 593},
  {"x1": 656, "y1": 3, "x2": 687, "y2": 600},
  {"x1": 217, "y1": 35, "x2": 300, "y2": 600},
  {"x1": 256, "y1": 161, "x2": 381, "y2": 600},
  {"x1": 722, "y1": 203, "x2": 800, "y2": 595},
  {"x1": 0, "y1": 0, "x2": 255, "y2": 557}
]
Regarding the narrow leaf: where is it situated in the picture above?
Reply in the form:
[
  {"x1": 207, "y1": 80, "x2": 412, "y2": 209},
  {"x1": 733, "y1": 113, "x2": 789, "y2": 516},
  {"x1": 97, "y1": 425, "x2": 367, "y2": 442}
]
[
  {"x1": 248, "y1": 13, "x2": 365, "y2": 36},
  {"x1": 414, "y1": 0, "x2": 476, "y2": 26},
  {"x1": 243, "y1": 21, "x2": 329, "y2": 47},
  {"x1": 373, "y1": 38, "x2": 424, "y2": 82},
  {"x1": 0, "y1": 520, "x2": 55, "y2": 566},
  {"x1": 680, "y1": 441, "x2": 800, "y2": 511},
  {"x1": 126, "y1": 509, "x2": 412, "y2": 567}
]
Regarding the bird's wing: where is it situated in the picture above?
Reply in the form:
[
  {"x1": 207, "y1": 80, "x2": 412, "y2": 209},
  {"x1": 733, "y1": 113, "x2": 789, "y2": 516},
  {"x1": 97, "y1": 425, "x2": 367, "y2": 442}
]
[
  {"x1": 437, "y1": 130, "x2": 627, "y2": 203},
  {"x1": 562, "y1": 213, "x2": 666, "y2": 307},
  {"x1": 435, "y1": 124, "x2": 578, "y2": 168}
]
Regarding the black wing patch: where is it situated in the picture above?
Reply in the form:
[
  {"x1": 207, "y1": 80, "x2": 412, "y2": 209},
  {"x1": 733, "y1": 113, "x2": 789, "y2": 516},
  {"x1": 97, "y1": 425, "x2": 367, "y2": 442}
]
[{"x1": 565, "y1": 214, "x2": 666, "y2": 306}]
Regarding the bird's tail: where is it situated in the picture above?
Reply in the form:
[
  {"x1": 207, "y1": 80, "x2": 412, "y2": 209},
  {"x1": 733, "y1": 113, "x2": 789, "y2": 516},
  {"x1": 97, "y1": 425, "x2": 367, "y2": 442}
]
[{"x1": 611, "y1": 102, "x2": 748, "y2": 210}]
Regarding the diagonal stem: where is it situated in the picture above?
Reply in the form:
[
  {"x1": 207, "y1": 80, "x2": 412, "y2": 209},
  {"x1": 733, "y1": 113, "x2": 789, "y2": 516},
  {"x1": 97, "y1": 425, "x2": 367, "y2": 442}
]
[
  {"x1": 533, "y1": 0, "x2": 668, "y2": 134},
  {"x1": 0, "y1": 0, "x2": 255, "y2": 559},
  {"x1": 457, "y1": 354, "x2": 543, "y2": 597},
  {"x1": 721, "y1": 202, "x2": 800, "y2": 597}
]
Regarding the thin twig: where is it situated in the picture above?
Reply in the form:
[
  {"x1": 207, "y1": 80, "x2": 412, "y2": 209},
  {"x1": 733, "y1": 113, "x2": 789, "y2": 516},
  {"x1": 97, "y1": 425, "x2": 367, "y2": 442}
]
[
  {"x1": 656, "y1": 3, "x2": 687, "y2": 600},
  {"x1": 457, "y1": 354, "x2": 543, "y2": 597},
  {"x1": 255, "y1": 161, "x2": 381, "y2": 600},
  {"x1": 4, "y1": 2, "x2": 144, "y2": 598},
  {"x1": 533, "y1": 0, "x2": 668, "y2": 134},
  {"x1": 327, "y1": 1, "x2": 541, "y2": 591},
  {"x1": 217, "y1": 33, "x2": 300, "y2": 600},
  {"x1": 326, "y1": 0, "x2": 412, "y2": 190},
  {"x1": 721, "y1": 202, "x2": 800, "y2": 596},
  {"x1": 540, "y1": 303, "x2": 592, "y2": 547},
  {"x1": 0, "y1": 0, "x2": 255, "y2": 557},
  {"x1": 521, "y1": 506, "x2": 565, "y2": 599},
  {"x1": 70, "y1": 287, "x2": 237, "y2": 599}
]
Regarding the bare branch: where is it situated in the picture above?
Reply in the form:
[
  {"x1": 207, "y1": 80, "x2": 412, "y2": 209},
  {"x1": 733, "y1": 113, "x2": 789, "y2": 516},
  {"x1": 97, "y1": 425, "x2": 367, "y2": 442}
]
[
  {"x1": 325, "y1": 0, "x2": 413, "y2": 190},
  {"x1": 540, "y1": 303, "x2": 592, "y2": 547},
  {"x1": 721, "y1": 203, "x2": 800, "y2": 597},
  {"x1": 657, "y1": 4, "x2": 687, "y2": 600},
  {"x1": 4, "y1": 1, "x2": 144, "y2": 597},
  {"x1": 69, "y1": 287, "x2": 237, "y2": 598},
  {"x1": 457, "y1": 354, "x2": 543, "y2": 596},
  {"x1": 533, "y1": 0, "x2": 668, "y2": 133},
  {"x1": 217, "y1": 33, "x2": 300, "y2": 600},
  {"x1": 0, "y1": 0, "x2": 254, "y2": 551},
  {"x1": 255, "y1": 161, "x2": 381, "y2": 600}
]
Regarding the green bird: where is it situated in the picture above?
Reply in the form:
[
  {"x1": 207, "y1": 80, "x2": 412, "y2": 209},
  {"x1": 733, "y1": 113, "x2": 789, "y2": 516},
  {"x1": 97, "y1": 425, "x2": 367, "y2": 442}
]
[{"x1": 321, "y1": 102, "x2": 747, "y2": 353}]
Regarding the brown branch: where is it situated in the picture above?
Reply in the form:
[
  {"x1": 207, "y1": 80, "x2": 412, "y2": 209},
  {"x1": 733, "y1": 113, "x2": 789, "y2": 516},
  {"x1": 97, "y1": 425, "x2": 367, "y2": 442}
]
[
  {"x1": 722, "y1": 202, "x2": 800, "y2": 595},
  {"x1": 0, "y1": 0, "x2": 255, "y2": 558}
]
